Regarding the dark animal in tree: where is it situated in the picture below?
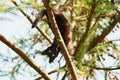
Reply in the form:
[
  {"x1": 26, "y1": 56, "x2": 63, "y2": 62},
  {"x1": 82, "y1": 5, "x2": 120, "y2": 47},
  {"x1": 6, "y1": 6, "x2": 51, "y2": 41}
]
[{"x1": 32, "y1": 8, "x2": 71, "y2": 63}]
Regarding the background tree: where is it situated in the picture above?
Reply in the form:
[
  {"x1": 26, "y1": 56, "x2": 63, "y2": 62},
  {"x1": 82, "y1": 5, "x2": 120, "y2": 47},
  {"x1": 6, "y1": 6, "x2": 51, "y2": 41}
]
[{"x1": 0, "y1": 0, "x2": 120, "y2": 80}]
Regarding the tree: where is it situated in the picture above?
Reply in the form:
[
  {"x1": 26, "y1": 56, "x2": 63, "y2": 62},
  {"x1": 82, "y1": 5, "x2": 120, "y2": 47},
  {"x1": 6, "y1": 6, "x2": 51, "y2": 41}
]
[{"x1": 0, "y1": 0, "x2": 120, "y2": 80}]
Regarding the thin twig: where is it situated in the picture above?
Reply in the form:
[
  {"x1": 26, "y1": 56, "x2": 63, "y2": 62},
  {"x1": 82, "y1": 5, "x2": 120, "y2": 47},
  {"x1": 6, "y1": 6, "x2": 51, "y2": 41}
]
[
  {"x1": 90, "y1": 66, "x2": 120, "y2": 70},
  {"x1": 74, "y1": 0, "x2": 97, "y2": 56},
  {"x1": 11, "y1": 0, "x2": 52, "y2": 44},
  {"x1": 61, "y1": 71, "x2": 68, "y2": 80},
  {"x1": 35, "y1": 66, "x2": 66, "y2": 80},
  {"x1": 88, "y1": 15, "x2": 120, "y2": 51},
  {"x1": 42, "y1": 0, "x2": 78, "y2": 80},
  {"x1": 0, "y1": 34, "x2": 51, "y2": 80}
]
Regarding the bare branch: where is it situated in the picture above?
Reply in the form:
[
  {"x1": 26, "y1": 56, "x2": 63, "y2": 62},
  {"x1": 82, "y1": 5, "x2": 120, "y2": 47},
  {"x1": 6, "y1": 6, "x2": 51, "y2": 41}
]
[
  {"x1": 35, "y1": 66, "x2": 66, "y2": 80},
  {"x1": 0, "y1": 34, "x2": 52, "y2": 80},
  {"x1": 90, "y1": 66, "x2": 120, "y2": 70},
  {"x1": 88, "y1": 15, "x2": 120, "y2": 51},
  {"x1": 11, "y1": 0, "x2": 52, "y2": 44},
  {"x1": 42, "y1": 0, "x2": 78, "y2": 80},
  {"x1": 61, "y1": 71, "x2": 68, "y2": 80}
]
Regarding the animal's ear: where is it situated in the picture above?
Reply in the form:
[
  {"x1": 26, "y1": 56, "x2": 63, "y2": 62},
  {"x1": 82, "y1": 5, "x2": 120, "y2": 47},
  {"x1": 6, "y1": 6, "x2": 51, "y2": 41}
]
[{"x1": 32, "y1": 8, "x2": 47, "y2": 28}]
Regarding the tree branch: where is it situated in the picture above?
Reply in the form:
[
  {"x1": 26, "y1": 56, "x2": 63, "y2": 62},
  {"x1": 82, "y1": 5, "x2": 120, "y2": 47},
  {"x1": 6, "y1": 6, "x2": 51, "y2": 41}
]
[
  {"x1": 35, "y1": 66, "x2": 66, "y2": 80},
  {"x1": 11, "y1": 0, "x2": 52, "y2": 44},
  {"x1": 74, "y1": 0, "x2": 97, "y2": 56},
  {"x1": 0, "y1": 34, "x2": 52, "y2": 80},
  {"x1": 88, "y1": 15, "x2": 120, "y2": 51},
  {"x1": 42, "y1": 0, "x2": 78, "y2": 80},
  {"x1": 90, "y1": 66, "x2": 120, "y2": 70}
]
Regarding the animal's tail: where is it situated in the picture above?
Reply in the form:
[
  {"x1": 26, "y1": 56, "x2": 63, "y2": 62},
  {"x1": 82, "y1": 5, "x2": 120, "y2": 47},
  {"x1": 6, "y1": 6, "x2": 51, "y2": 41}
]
[{"x1": 32, "y1": 8, "x2": 47, "y2": 28}]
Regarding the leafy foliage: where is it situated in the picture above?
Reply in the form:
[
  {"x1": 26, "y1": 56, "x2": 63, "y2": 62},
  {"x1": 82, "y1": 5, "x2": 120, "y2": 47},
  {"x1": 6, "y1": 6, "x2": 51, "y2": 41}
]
[{"x1": 1, "y1": 0, "x2": 120, "y2": 80}]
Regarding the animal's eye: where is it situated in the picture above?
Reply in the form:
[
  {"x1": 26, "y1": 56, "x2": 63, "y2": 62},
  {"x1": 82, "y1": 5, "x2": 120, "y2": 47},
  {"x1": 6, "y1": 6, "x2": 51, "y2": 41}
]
[
  {"x1": 48, "y1": 50, "x2": 51, "y2": 53},
  {"x1": 32, "y1": 8, "x2": 71, "y2": 63},
  {"x1": 52, "y1": 54, "x2": 55, "y2": 57}
]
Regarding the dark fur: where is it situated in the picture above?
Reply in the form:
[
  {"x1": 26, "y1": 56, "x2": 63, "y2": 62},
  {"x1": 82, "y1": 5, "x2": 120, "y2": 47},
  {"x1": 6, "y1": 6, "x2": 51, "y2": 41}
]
[{"x1": 32, "y1": 8, "x2": 71, "y2": 63}]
